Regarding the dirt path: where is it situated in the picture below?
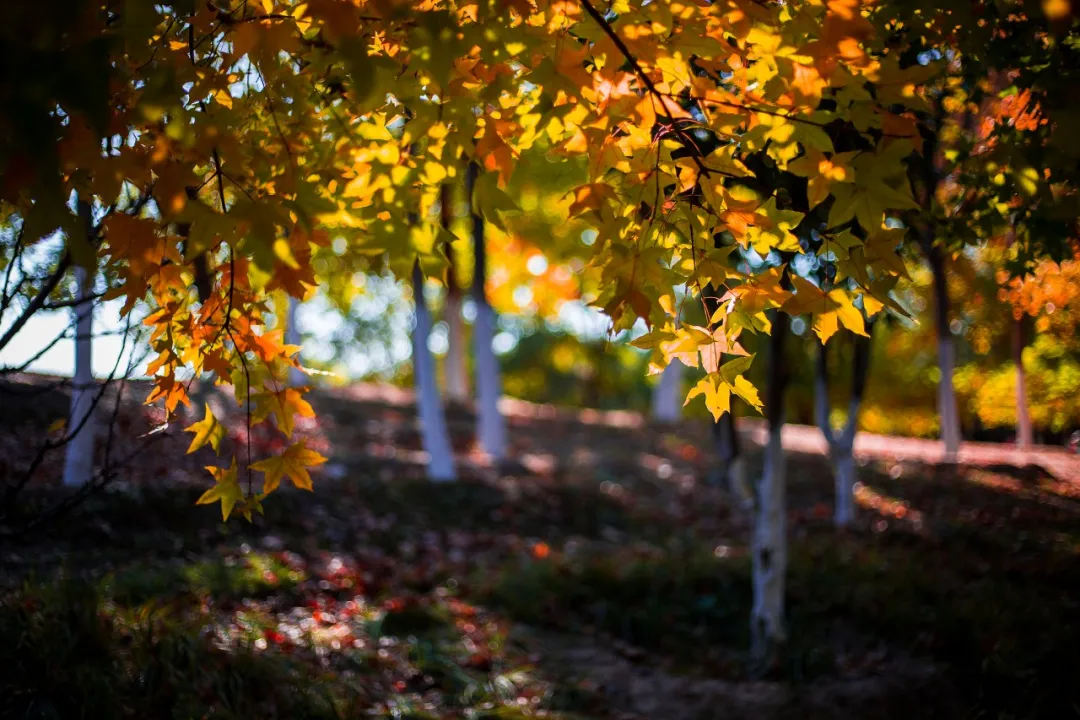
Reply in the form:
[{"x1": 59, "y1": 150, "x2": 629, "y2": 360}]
[
  {"x1": 343, "y1": 382, "x2": 1080, "y2": 483},
  {"x1": 516, "y1": 629, "x2": 955, "y2": 720},
  {"x1": 739, "y1": 420, "x2": 1080, "y2": 483}
]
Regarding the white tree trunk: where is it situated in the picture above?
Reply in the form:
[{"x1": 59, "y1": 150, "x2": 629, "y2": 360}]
[
  {"x1": 444, "y1": 290, "x2": 468, "y2": 402},
  {"x1": 413, "y1": 266, "x2": 456, "y2": 481},
  {"x1": 816, "y1": 350, "x2": 862, "y2": 528},
  {"x1": 751, "y1": 423, "x2": 786, "y2": 659},
  {"x1": 650, "y1": 359, "x2": 684, "y2": 423},
  {"x1": 750, "y1": 313, "x2": 789, "y2": 665},
  {"x1": 833, "y1": 452, "x2": 856, "y2": 527},
  {"x1": 729, "y1": 455, "x2": 751, "y2": 509},
  {"x1": 713, "y1": 412, "x2": 751, "y2": 508},
  {"x1": 467, "y1": 163, "x2": 507, "y2": 462},
  {"x1": 926, "y1": 246, "x2": 961, "y2": 463},
  {"x1": 63, "y1": 264, "x2": 96, "y2": 487},
  {"x1": 473, "y1": 298, "x2": 507, "y2": 460},
  {"x1": 938, "y1": 335, "x2": 961, "y2": 462},
  {"x1": 285, "y1": 295, "x2": 306, "y2": 387}
]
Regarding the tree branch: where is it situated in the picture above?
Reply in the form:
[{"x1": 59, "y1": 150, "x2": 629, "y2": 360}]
[
  {"x1": 578, "y1": 0, "x2": 718, "y2": 179},
  {"x1": 0, "y1": 256, "x2": 72, "y2": 355}
]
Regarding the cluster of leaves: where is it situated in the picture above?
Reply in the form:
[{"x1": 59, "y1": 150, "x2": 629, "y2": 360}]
[
  {"x1": 946, "y1": 247, "x2": 1080, "y2": 435},
  {"x1": 4, "y1": 0, "x2": 1078, "y2": 516}
]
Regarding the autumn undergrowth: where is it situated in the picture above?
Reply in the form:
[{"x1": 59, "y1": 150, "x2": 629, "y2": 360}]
[
  {"x1": 0, "y1": 579, "x2": 360, "y2": 720},
  {"x1": 3, "y1": 404, "x2": 1080, "y2": 718}
]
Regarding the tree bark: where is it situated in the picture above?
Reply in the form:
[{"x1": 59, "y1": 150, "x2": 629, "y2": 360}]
[
  {"x1": 815, "y1": 326, "x2": 872, "y2": 528},
  {"x1": 467, "y1": 164, "x2": 507, "y2": 461},
  {"x1": 702, "y1": 282, "x2": 747, "y2": 505},
  {"x1": 285, "y1": 295, "x2": 305, "y2": 387},
  {"x1": 928, "y1": 245, "x2": 961, "y2": 461},
  {"x1": 444, "y1": 288, "x2": 468, "y2": 402},
  {"x1": 441, "y1": 184, "x2": 469, "y2": 403},
  {"x1": 650, "y1": 358, "x2": 684, "y2": 423},
  {"x1": 911, "y1": 95, "x2": 961, "y2": 463},
  {"x1": 63, "y1": 202, "x2": 97, "y2": 488},
  {"x1": 751, "y1": 312, "x2": 788, "y2": 667},
  {"x1": 712, "y1": 411, "x2": 751, "y2": 508},
  {"x1": 412, "y1": 262, "x2": 456, "y2": 481},
  {"x1": 1013, "y1": 316, "x2": 1033, "y2": 449}
]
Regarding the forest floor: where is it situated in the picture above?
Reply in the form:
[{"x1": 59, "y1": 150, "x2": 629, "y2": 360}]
[{"x1": 2, "y1": 375, "x2": 1080, "y2": 719}]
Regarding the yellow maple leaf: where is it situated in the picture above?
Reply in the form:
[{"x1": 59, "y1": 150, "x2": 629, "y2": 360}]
[
  {"x1": 566, "y1": 182, "x2": 618, "y2": 219},
  {"x1": 659, "y1": 326, "x2": 712, "y2": 369},
  {"x1": 254, "y1": 388, "x2": 316, "y2": 438},
  {"x1": 630, "y1": 327, "x2": 677, "y2": 352},
  {"x1": 250, "y1": 440, "x2": 328, "y2": 494},
  {"x1": 862, "y1": 228, "x2": 911, "y2": 279},
  {"x1": 731, "y1": 374, "x2": 763, "y2": 412},
  {"x1": 782, "y1": 276, "x2": 867, "y2": 342},
  {"x1": 746, "y1": 197, "x2": 804, "y2": 254},
  {"x1": 692, "y1": 246, "x2": 739, "y2": 289},
  {"x1": 685, "y1": 354, "x2": 763, "y2": 421},
  {"x1": 827, "y1": 142, "x2": 918, "y2": 231},
  {"x1": 788, "y1": 149, "x2": 859, "y2": 209},
  {"x1": 196, "y1": 458, "x2": 244, "y2": 521},
  {"x1": 699, "y1": 326, "x2": 749, "y2": 374},
  {"x1": 185, "y1": 403, "x2": 225, "y2": 454},
  {"x1": 685, "y1": 374, "x2": 731, "y2": 419},
  {"x1": 730, "y1": 265, "x2": 793, "y2": 315}
]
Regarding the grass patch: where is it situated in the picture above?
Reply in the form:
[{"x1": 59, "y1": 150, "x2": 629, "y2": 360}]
[
  {"x1": 482, "y1": 547, "x2": 754, "y2": 675},
  {"x1": 108, "y1": 552, "x2": 306, "y2": 606},
  {"x1": 0, "y1": 579, "x2": 361, "y2": 720}
]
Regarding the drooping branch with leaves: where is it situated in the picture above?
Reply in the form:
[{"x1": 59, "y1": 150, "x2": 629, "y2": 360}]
[{"x1": 4, "y1": 0, "x2": 1078, "y2": 661}]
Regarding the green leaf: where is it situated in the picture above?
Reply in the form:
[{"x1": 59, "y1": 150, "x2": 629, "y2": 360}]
[
  {"x1": 473, "y1": 171, "x2": 521, "y2": 232},
  {"x1": 719, "y1": 353, "x2": 755, "y2": 387},
  {"x1": 185, "y1": 403, "x2": 225, "y2": 454}
]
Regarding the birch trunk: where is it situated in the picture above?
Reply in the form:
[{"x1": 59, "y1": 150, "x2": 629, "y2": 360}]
[
  {"x1": 412, "y1": 263, "x2": 456, "y2": 481},
  {"x1": 929, "y1": 245, "x2": 961, "y2": 462},
  {"x1": 937, "y1": 334, "x2": 961, "y2": 461},
  {"x1": 1013, "y1": 316, "x2": 1033, "y2": 449},
  {"x1": 913, "y1": 98, "x2": 962, "y2": 463},
  {"x1": 701, "y1": 280, "x2": 748, "y2": 506},
  {"x1": 441, "y1": 184, "x2": 469, "y2": 403},
  {"x1": 444, "y1": 288, "x2": 468, "y2": 402},
  {"x1": 467, "y1": 164, "x2": 507, "y2": 461},
  {"x1": 833, "y1": 454, "x2": 856, "y2": 527},
  {"x1": 751, "y1": 313, "x2": 788, "y2": 665},
  {"x1": 650, "y1": 359, "x2": 684, "y2": 423},
  {"x1": 63, "y1": 232, "x2": 97, "y2": 488},
  {"x1": 817, "y1": 386, "x2": 859, "y2": 528},
  {"x1": 815, "y1": 328, "x2": 871, "y2": 528},
  {"x1": 285, "y1": 295, "x2": 305, "y2": 387},
  {"x1": 712, "y1": 411, "x2": 751, "y2": 508}
]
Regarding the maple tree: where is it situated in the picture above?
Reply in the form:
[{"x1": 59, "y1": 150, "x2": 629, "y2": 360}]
[
  {"x1": 62, "y1": 202, "x2": 100, "y2": 488},
  {"x1": 7, "y1": 0, "x2": 1079, "y2": 661},
  {"x1": 465, "y1": 162, "x2": 510, "y2": 460},
  {"x1": 997, "y1": 250, "x2": 1080, "y2": 442},
  {"x1": 887, "y1": 1, "x2": 1080, "y2": 458},
  {"x1": 412, "y1": 258, "x2": 459, "y2": 481},
  {"x1": 945, "y1": 244, "x2": 1080, "y2": 441}
]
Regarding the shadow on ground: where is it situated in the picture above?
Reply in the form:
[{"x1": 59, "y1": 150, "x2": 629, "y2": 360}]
[{"x1": 2, "y1": 383, "x2": 1080, "y2": 718}]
